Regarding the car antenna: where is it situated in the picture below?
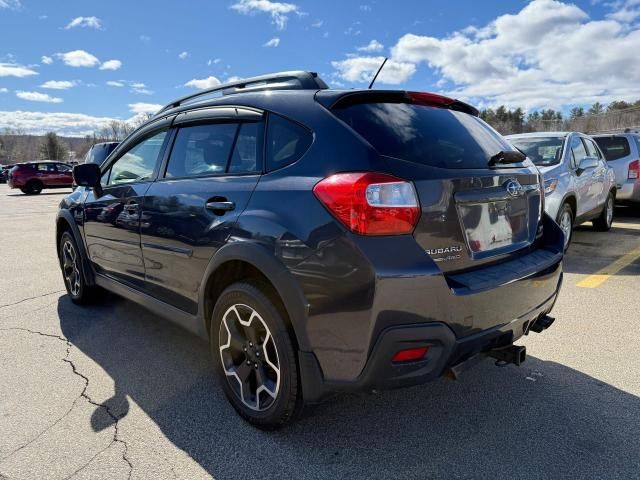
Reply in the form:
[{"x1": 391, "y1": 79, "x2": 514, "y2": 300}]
[{"x1": 368, "y1": 57, "x2": 388, "y2": 89}]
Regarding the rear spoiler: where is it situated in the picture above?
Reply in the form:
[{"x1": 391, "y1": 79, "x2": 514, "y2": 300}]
[{"x1": 315, "y1": 90, "x2": 479, "y2": 116}]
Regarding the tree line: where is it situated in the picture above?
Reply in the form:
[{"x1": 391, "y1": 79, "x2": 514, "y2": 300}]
[
  {"x1": 0, "y1": 114, "x2": 153, "y2": 165},
  {"x1": 480, "y1": 99, "x2": 640, "y2": 135}
]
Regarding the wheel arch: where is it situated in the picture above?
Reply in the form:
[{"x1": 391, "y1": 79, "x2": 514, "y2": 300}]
[
  {"x1": 56, "y1": 210, "x2": 95, "y2": 286},
  {"x1": 199, "y1": 242, "x2": 310, "y2": 351},
  {"x1": 559, "y1": 193, "x2": 577, "y2": 222}
]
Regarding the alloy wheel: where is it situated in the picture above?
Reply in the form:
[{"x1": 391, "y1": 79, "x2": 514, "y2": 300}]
[
  {"x1": 560, "y1": 210, "x2": 572, "y2": 249},
  {"x1": 219, "y1": 304, "x2": 281, "y2": 411},
  {"x1": 62, "y1": 240, "x2": 81, "y2": 296}
]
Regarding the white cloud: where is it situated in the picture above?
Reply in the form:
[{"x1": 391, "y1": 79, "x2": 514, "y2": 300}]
[
  {"x1": 207, "y1": 58, "x2": 222, "y2": 66},
  {"x1": 0, "y1": 87, "x2": 8, "y2": 93},
  {"x1": 128, "y1": 102, "x2": 162, "y2": 115},
  {"x1": 389, "y1": 0, "x2": 640, "y2": 110},
  {"x1": 41, "y1": 55, "x2": 53, "y2": 65},
  {"x1": 331, "y1": 56, "x2": 416, "y2": 84},
  {"x1": 230, "y1": 0, "x2": 300, "y2": 30},
  {"x1": 357, "y1": 39, "x2": 384, "y2": 52},
  {"x1": 130, "y1": 82, "x2": 152, "y2": 95},
  {"x1": 139, "y1": 35, "x2": 151, "y2": 42},
  {"x1": 0, "y1": 62, "x2": 38, "y2": 77},
  {"x1": 16, "y1": 90, "x2": 63, "y2": 103},
  {"x1": 178, "y1": 51, "x2": 189, "y2": 60},
  {"x1": 185, "y1": 76, "x2": 222, "y2": 89},
  {"x1": 106, "y1": 80, "x2": 124, "y2": 87},
  {"x1": 311, "y1": 19, "x2": 323, "y2": 28},
  {"x1": 57, "y1": 50, "x2": 100, "y2": 67},
  {"x1": 40, "y1": 80, "x2": 76, "y2": 90},
  {"x1": 606, "y1": 0, "x2": 640, "y2": 23},
  {"x1": 65, "y1": 16, "x2": 102, "y2": 29},
  {"x1": 0, "y1": 110, "x2": 121, "y2": 136},
  {"x1": 263, "y1": 37, "x2": 280, "y2": 47},
  {"x1": 359, "y1": 5, "x2": 371, "y2": 12},
  {"x1": 0, "y1": 0, "x2": 21, "y2": 9},
  {"x1": 100, "y1": 59, "x2": 122, "y2": 70}
]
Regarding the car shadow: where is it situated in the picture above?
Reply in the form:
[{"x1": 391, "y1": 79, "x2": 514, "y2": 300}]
[{"x1": 57, "y1": 295, "x2": 640, "y2": 479}]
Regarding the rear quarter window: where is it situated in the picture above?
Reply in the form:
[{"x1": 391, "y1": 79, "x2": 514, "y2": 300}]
[
  {"x1": 593, "y1": 137, "x2": 631, "y2": 161},
  {"x1": 265, "y1": 113, "x2": 312, "y2": 172},
  {"x1": 332, "y1": 103, "x2": 512, "y2": 169}
]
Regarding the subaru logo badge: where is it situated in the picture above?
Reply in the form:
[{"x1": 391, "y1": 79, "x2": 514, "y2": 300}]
[{"x1": 505, "y1": 179, "x2": 523, "y2": 197}]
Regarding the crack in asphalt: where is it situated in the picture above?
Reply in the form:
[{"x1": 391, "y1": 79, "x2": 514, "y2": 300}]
[
  {"x1": 0, "y1": 327, "x2": 133, "y2": 480},
  {"x1": 0, "y1": 290, "x2": 65, "y2": 310}
]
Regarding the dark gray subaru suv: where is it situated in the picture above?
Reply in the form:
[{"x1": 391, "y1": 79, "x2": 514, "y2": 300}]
[{"x1": 57, "y1": 71, "x2": 564, "y2": 428}]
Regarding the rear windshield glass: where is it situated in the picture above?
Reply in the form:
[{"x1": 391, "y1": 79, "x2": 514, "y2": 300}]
[
  {"x1": 332, "y1": 103, "x2": 512, "y2": 169},
  {"x1": 593, "y1": 136, "x2": 631, "y2": 161},
  {"x1": 509, "y1": 137, "x2": 565, "y2": 166}
]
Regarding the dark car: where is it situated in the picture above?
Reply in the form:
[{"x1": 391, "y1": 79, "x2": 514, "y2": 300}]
[
  {"x1": 57, "y1": 71, "x2": 564, "y2": 428},
  {"x1": 8, "y1": 161, "x2": 73, "y2": 194},
  {"x1": 84, "y1": 142, "x2": 119, "y2": 165},
  {"x1": 0, "y1": 165, "x2": 14, "y2": 184}
]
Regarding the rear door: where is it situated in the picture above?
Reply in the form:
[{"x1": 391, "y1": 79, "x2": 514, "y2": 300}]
[
  {"x1": 332, "y1": 100, "x2": 543, "y2": 273},
  {"x1": 583, "y1": 137, "x2": 607, "y2": 207},
  {"x1": 568, "y1": 135, "x2": 596, "y2": 215},
  {"x1": 83, "y1": 120, "x2": 171, "y2": 288},
  {"x1": 54, "y1": 163, "x2": 73, "y2": 186},
  {"x1": 140, "y1": 107, "x2": 263, "y2": 313}
]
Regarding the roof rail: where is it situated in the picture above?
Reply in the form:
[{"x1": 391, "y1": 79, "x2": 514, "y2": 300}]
[{"x1": 157, "y1": 71, "x2": 328, "y2": 115}]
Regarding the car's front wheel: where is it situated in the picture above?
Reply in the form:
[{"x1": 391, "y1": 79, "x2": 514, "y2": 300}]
[
  {"x1": 23, "y1": 180, "x2": 43, "y2": 195},
  {"x1": 210, "y1": 282, "x2": 301, "y2": 429},
  {"x1": 557, "y1": 203, "x2": 574, "y2": 252},
  {"x1": 59, "y1": 231, "x2": 98, "y2": 304}
]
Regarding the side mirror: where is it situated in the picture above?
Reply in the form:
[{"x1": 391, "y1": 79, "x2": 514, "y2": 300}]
[
  {"x1": 578, "y1": 156, "x2": 598, "y2": 171},
  {"x1": 73, "y1": 163, "x2": 101, "y2": 188}
]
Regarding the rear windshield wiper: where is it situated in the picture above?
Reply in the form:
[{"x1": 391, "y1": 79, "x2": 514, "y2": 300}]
[{"x1": 488, "y1": 150, "x2": 526, "y2": 167}]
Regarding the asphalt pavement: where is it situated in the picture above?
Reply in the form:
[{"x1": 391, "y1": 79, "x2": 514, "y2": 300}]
[{"x1": 1, "y1": 184, "x2": 639, "y2": 479}]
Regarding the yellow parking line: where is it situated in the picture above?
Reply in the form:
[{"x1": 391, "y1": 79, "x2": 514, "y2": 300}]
[{"x1": 576, "y1": 245, "x2": 640, "y2": 288}]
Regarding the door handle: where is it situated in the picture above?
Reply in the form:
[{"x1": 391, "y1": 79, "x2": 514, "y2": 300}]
[{"x1": 206, "y1": 201, "x2": 235, "y2": 212}]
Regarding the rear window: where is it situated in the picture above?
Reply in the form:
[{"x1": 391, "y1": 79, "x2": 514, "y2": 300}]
[
  {"x1": 593, "y1": 136, "x2": 631, "y2": 161},
  {"x1": 332, "y1": 103, "x2": 512, "y2": 169},
  {"x1": 509, "y1": 136, "x2": 564, "y2": 166},
  {"x1": 265, "y1": 114, "x2": 312, "y2": 172}
]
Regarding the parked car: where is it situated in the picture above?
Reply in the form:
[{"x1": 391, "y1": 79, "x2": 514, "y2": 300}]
[
  {"x1": 507, "y1": 132, "x2": 616, "y2": 250},
  {"x1": 0, "y1": 165, "x2": 14, "y2": 184},
  {"x1": 7, "y1": 161, "x2": 74, "y2": 194},
  {"x1": 592, "y1": 133, "x2": 640, "y2": 206},
  {"x1": 84, "y1": 142, "x2": 119, "y2": 165},
  {"x1": 58, "y1": 71, "x2": 564, "y2": 428}
]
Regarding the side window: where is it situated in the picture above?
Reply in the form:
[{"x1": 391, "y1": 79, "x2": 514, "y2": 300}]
[
  {"x1": 107, "y1": 130, "x2": 167, "y2": 186},
  {"x1": 57, "y1": 163, "x2": 71, "y2": 172},
  {"x1": 265, "y1": 114, "x2": 312, "y2": 172},
  {"x1": 38, "y1": 163, "x2": 55, "y2": 172},
  {"x1": 583, "y1": 138, "x2": 601, "y2": 159},
  {"x1": 228, "y1": 122, "x2": 260, "y2": 174},
  {"x1": 165, "y1": 123, "x2": 237, "y2": 178},
  {"x1": 570, "y1": 136, "x2": 587, "y2": 169}
]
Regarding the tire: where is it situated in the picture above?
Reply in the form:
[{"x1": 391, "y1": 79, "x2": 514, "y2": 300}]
[
  {"x1": 24, "y1": 180, "x2": 43, "y2": 195},
  {"x1": 59, "y1": 231, "x2": 99, "y2": 304},
  {"x1": 556, "y1": 203, "x2": 574, "y2": 252},
  {"x1": 592, "y1": 192, "x2": 614, "y2": 231},
  {"x1": 210, "y1": 282, "x2": 301, "y2": 429}
]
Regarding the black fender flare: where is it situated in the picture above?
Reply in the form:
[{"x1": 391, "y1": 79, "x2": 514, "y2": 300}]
[
  {"x1": 56, "y1": 210, "x2": 96, "y2": 286},
  {"x1": 557, "y1": 192, "x2": 577, "y2": 222},
  {"x1": 198, "y1": 242, "x2": 311, "y2": 351}
]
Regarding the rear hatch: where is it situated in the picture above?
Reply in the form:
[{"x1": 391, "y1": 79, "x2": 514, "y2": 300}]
[
  {"x1": 593, "y1": 135, "x2": 634, "y2": 186},
  {"x1": 329, "y1": 92, "x2": 543, "y2": 274}
]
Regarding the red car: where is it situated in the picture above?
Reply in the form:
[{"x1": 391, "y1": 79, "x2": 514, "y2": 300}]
[{"x1": 7, "y1": 161, "x2": 74, "y2": 194}]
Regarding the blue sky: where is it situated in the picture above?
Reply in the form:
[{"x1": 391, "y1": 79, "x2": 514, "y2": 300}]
[{"x1": 1, "y1": 0, "x2": 639, "y2": 135}]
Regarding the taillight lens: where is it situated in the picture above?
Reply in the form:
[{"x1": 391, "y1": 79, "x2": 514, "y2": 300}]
[
  {"x1": 392, "y1": 346, "x2": 429, "y2": 363},
  {"x1": 629, "y1": 160, "x2": 639, "y2": 180},
  {"x1": 407, "y1": 91, "x2": 455, "y2": 108},
  {"x1": 313, "y1": 172, "x2": 420, "y2": 235}
]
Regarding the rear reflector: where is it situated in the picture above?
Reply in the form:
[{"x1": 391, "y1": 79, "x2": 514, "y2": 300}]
[
  {"x1": 629, "y1": 160, "x2": 639, "y2": 180},
  {"x1": 313, "y1": 172, "x2": 420, "y2": 235},
  {"x1": 392, "y1": 347, "x2": 429, "y2": 363}
]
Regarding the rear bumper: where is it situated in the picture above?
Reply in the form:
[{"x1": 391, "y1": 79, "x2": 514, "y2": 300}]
[
  {"x1": 300, "y1": 277, "x2": 561, "y2": 403},
  {"x1": 615, "y1": 180, "x2": 640, "y2": 202}
]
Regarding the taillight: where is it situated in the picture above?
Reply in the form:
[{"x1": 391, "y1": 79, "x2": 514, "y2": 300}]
[
  {"x1": 407, "y1": 91, "x2": 455, "y2": 108},
  {"x1": 392, "y1": 346, "x2": 429, "y2": 363},
  {"x1": 313, "y1": 172, "x2": 420, "y2": 235},
  {"x1": 629, "y1": 160, "x2": 639, "y2": 180}
]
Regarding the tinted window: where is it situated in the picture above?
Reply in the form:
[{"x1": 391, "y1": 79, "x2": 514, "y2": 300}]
[
  {"x1": 107, "y1": 130, "x2": 166, "y2": 186},
  {"x1": 57, "y1": 163, "x2": 72, "y2": 172},
  {"x1": 333, "y1": 103, "x2": 512, "y2": 169},
  {"x1": 509, "y1": 137, "x2": 564, "y2": 166},
  {"x1": 166, "y1": 123, "x2": 237, "y2": 178},
  {"x1": 266, "y1": 114, "x2": 312, "y2": 172},
  {"x1": 593, "y1": 136, "x2": 631, "y2": 161},
  {"x1": 570, "y1": 136, "x2": 588, "y2": 167},
  {"x1": 228, "y1": 122, "x2": 260, "y2": 174},
  {"x1": 37, "y1": 163, "x2": 56, "y2": 172}
]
